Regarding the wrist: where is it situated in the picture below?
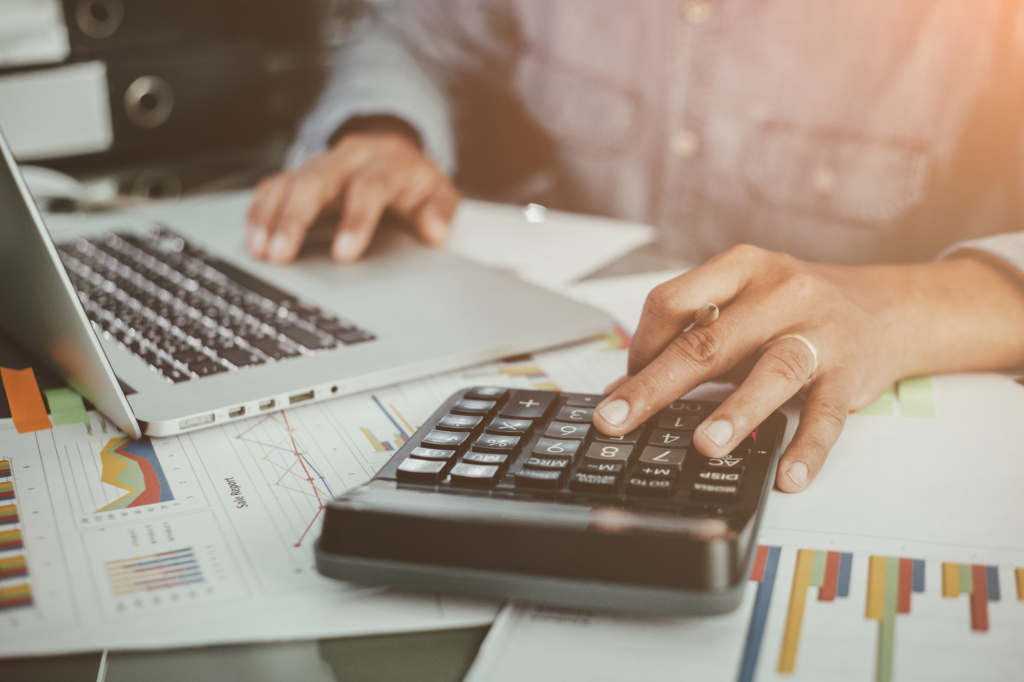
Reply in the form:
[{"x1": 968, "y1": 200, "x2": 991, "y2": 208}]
[{"x1": 328, "y1": 115, "x2": 422, "y2": 150}]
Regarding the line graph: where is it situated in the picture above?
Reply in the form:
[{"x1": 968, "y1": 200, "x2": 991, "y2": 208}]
[{"x1": 361, "y1": 396, "x2": 414, "y2": 452}]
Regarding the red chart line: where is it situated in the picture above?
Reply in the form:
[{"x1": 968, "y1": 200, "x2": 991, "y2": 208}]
[{"x1": 280, "y1": 412, "x2": 326, "y2": 547}]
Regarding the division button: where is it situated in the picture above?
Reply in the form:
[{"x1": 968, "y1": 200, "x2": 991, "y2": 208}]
[
  {"x1": 543, "y1": 421, "x2": 591, "y2": 440},
  {"x1": 451, "y1": 399, "x2": 497, "y2": 416},
  {"x1": 523, "y1": 457, "x2": 572, "y2": 471},
  {"x1": 515, "y1": 468, "x2": 563, "y2": 489},
  {"x1": 594, "y1": 427, "x2": 643, "y2": 444},
  {"x1": 420, "y1": 429, "x2": 470, "y2": 450},
  {"x1": 648, "y1": 429, "x2": 693, "y2": 448},
  {"x1": 486, "y1": 417, "x2": 533, "y2": 435},
  {"x1": 583, "y1": 442, "x2": 633, "y2": 464},
  {"x1": 698, "y1": 470, "x2": 743, "y2": 484},
  {"x1": 437, "y1": 414, "x2": 482, "y2": 432},
  {"x1": 463, "y1": 451, "x2": 509, "y2": 466},
  {"x1": 656, "y1": 413, "x2": 702, "y2": 430},
  {"x1": 579, "y1": 461, "x2": 624, "y2": 476},
  {"x1": 532, "y1": 438, "x2": 580, "y2": 460},
  {"x1": 637, "y1": 446, "x2": 686, "y2": 470},
  {"x1": 409, "y1": 447, "x2": 457, "y2": 461},
  {"x1": 626, "y1": 477, "x2": 675, "y2": 497},
  {"x1": 472, "y1": 434, "x2": 520, "y2": 453},
  {"x1": 691, "y1": 482, "x2": 739, "y2": 499},
  {"x1": 498, "y1": 390, "x2": 556, "y2": 419},
  {"x1": 466, "y1": 386, "x2": 508, "y2": 401},
  {"x1": 570, "y1": 472, "x2": 619, "y2": 494},
  {"x1": 565, "y1": 394, "x2": 603, "y2": 408},
  {"x1": 397, "y1": 458, "x2": 447, "y2": 483},
  {"x1": 556, "y1": 406, "x2": 594, "y2": 423},
  {"x1": 449, "y1": 462, "x2": 501, "y2": 486}
]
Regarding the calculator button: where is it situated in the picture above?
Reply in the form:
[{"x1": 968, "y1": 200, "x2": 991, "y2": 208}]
[
  {"x1": 665, "y1": 400, "x2": 704, "y2": 417},
  {"x1": 691, "y1": 482, "x2": 739, "y2": 499},
  {"x1": 449, "y1": 462, "x2": 501, "y2": 486},
  {"x1": 466, "y1": 386, "x2": 508, "y2": 401},
  {"x1": 472, "y1": 434, "x2": 520, "y2": 453},
  {"x1": 486, "y1": 418, "x2": 533, "y2": 435},
  {"x1": 634, "y1": 465, "x2": 679, "y2": 480},
  {"x1": 697, "y1": 470, "x2": 743, "y2": 484},
  {"x1": 565, "y1": 394, "x2": 603, "y2": 408},
  {"x1": 421, "y1": 429, "x2": 470, "y2": 449},
  {"x1": 579, "y1": 461, "x2": 624, "y2": 475},
  {"x1": 648, "y1": 430, "x2": 693, "y2": 448},
  {"x1": 583, "y1": 443, "x2": 633, "y2": 463},
  {"x1": 656, "y1": 413, "x2": 702, "y2": 430},
  {"x1": 556, "y1": 406, "x2": 594, "y2": 423},
  {"x1": 499, "y1": 390, "x2": 556, "y2": 419},
  {"x1": 451, "y1": 399, "x2": 497, "y2": 416},
  {"x1": 594, "y1": 427, "x2": 642, "y2": 444},
  {"x1": 705, "y1": 454, "x2": 747, "y2": 469},
  {"x1": 464, "y1": 451, "x2": 510, "y2": 466},
  {"x1": 437, "y1": 414, "x2": 482, "y2": 431},
  {"x1": 524, "y1": 457, "x2": 572, "y2": 471},
  {"x1": 543, "y1": 421, "x2": 591, "y2": 440},
  {"x1": 409, "y1": 447, "x2": 457, "y2": 461},
  {"x1": 515, "y1": 468, "x2": 563, "y2": 489},
  {"x1": 626, "y1": 477, "x2": 675, "y2": 497},
  {"x1": 571, "y1": 472, "x2": 619, "y2": 494},
  {"x1": 532, "y1": 439, "x2": 580, "y2": 460},
  {"x1": 397, "y1": 458, "x2": 447, "y2": 482},
  {"x1": 637, "y1": 446, "x2": 686, "y2": 470}
]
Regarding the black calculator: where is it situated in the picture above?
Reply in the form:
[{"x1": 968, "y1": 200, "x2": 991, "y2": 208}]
[{"x1": 315, "y1": 387, "x2": 786, "y2": 615}]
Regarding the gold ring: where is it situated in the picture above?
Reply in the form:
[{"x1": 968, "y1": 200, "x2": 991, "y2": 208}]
[{"x1": 774, "y1": 334, "x2": 819, "y2": 380}]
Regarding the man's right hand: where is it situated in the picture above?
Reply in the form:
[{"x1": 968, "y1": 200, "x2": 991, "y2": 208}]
[{"x1": 245, "y1": 130, "x2": 460, "y2": 263}]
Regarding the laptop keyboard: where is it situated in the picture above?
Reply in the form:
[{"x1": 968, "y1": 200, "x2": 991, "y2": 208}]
[{"x1": 56, "y1": 226, "x2": 375, "y2": 384}]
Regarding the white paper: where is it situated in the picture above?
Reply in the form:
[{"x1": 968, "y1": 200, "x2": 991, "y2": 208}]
[
  {"x1": 0, "y1": 338, "x2": 629, "y2": 656},
  {"x1": 0, "y1": 0, "x2": 70, "y2": 68},
  {"x1": 563, "y1": 269, "x2": 688, "y2": 333},
  {"x1": 0, "y1": 61, "x2": 114, "y2": 161},
  {"x1": 465, "y1": 373, "x2": 1024, "y2": 682},
  {"x1": 447, "y1": 200, "x2": 656, "y2": 288}
]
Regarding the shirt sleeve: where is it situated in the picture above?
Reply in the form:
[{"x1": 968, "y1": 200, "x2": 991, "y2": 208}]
[
  {"x1": 937, "y1": 231, "x2": 1024, "y2": 283},
  {"x1": 285, "y1": 0, "x2": 517, "y2": 174}
]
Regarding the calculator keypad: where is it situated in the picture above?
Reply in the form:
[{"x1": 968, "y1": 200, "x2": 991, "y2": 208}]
[{"x1": 387, "y1": 387, "x2": 766, "y2": 505}]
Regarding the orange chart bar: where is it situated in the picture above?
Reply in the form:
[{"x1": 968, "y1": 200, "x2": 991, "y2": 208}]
[
  {"x1": 0, "y1": 367, "x2": 52, "y2": 434},
  {"x1": 779, "y1": 549, "x2": 815, "y2": 672},
  {"x1": 941, "y1": 562, "x2": 999, "y2": 632},
  {"x1": 1017, "y1": 568, "x2": 1024, "y2": 600}
]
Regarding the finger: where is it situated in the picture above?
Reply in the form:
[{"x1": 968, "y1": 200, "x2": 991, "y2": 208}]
[
  {"x1": 628, "y1": 245, "x2": 764, "y2": 376},
  {"x1": 331, "y1": 175, "x2": 398, "y2": 263},
  {"x1": 692, "y1": 335, "x2": 818, "y2": 457},
  {"x1": 775, "y1": 379, "x2": 851, "y2": 493},
  {"x1": 412, "y1": 181, "x2": 460, "y2": 246},
  {"x1": 264, "y1": 169, "x2": 341, "y2": 263},
  {"x1": 246, "y1": 174, "x2": 293, "y2": 259},
  {"x1": 387, "y1": 165, "x2": 451, "y2": 245}
]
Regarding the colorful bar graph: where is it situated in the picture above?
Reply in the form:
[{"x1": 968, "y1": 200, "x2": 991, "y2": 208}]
[
  {"x1": 0, "y1": 583, "x2": 33, "y2": 611},
  {"x1": 777, "y1": 549, "x2": 853, "y2": 673},
  {"x1": 106, "y1": 547, "x2": 204, "y2": 596},
  {"x1": 0, "y1": 367, "x2": 53, "y2": 434},
  {"x1": 865, "y1": 556, "x2": 924, "y2": 682},
  {"x1": 0, "y1": 461, "x2": 10, "y2": 478},
  {"x1": 0, "y1": 504, "x2": 19, "y2": 526},
  {"x1": 0, "y1": 529, "x2": 23, "y2": 551},
  {"x1": 0, "y1": 555, "x2": 28, "y2": 579},
  {"x1": 0, "y1": 481, "x2": 13, "y2": 502},
  {"x1": 941, "y1": 562, "x2": 999, "y2": 632},
  {"x1": 738, "y1": 545, "x2": 781, "y2": 682}
]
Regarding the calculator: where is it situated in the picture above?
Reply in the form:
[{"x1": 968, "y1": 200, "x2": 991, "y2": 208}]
[{"x1": 315, "y1": 387, "x2": 786, "y2": 615}]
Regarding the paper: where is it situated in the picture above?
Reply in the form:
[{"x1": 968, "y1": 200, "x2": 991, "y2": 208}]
[
  {"x1": 0, "y1": 367, "x2": 52, "y2": 434},
  {"x1": 465, "y1": 373, "x2": 1024, "y2": 682},
  {"x1": 563, "y1": 269, "x2": 687, "y2": 333},
  {"x1": 447, "y1": 200, "x2": 656, "y2": 288},
  {"x1": 0, "y1": 61, "x2": 114, "y2": 162},
  {"x1": 0, "y1": 0, "x2": 70, "y2": 68},
  {"x1": 0, "y1": 336, "x2": 626, "y2": 656}
]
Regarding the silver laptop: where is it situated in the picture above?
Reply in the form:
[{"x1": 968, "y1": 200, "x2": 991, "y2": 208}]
[{"x1": 0, "y1": 129, "x2": 611, "y2": 439}]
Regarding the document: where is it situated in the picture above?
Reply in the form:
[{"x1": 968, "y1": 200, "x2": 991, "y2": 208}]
[{"x1": 464, "y1": 373, "x2": 1024, "y2": 682}]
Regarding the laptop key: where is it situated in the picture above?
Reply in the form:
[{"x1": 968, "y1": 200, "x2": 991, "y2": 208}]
[
  {"x1": 189, "y1": 361, "x2": 229, "y2": 377},
  {"x1": 279, "y1": 325, "x2": 335, "y2": 351},
  {"x1": 217, "y1": 346, "x2": 263, "y2": 368},
  {"x1": 337, "y1": 329, "x2": 376, "y2": 345}
]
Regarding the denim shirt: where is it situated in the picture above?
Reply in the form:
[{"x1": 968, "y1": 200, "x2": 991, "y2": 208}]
[{"x1": 288, "y1": 0, "x2": 1024, "y2": 274}]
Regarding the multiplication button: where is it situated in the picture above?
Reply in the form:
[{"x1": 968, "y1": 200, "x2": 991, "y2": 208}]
[{"x1": 486, "y1": 417, "x2": 533, "y2": 436}]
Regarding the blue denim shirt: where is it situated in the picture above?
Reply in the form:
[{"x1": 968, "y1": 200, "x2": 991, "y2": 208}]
[{"x1": 289, "y1": 0, "x2": 1024, "y2": 274}]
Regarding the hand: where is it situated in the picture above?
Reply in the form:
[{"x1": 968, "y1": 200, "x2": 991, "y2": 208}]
[
  {"x1": 593, "y1": 245, "x2": 1024, "y2": 492},
  {"x1": 245, "y1": 130, "x2": 460, "y2": 263}
]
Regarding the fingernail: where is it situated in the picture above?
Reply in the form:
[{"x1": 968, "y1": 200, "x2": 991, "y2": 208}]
[
  {"x1": 332, "y1": 230, "x2": 360, "y2": 262},
  {"x1": 247, "y1": 224, "x2": 268, "y2": 256},
  {"x1": 598, "y1": 399, "x2": 629, "y2": 426},
  {"x1": 787, "y1": 461, "x2": 809, "y2": 488},
  {"x1": 268, "y1": 232, "x2": 291, "y2": 262},
  {"x1": 703, "y1": 420, "x2": 734, "y2": 447},
  {"x1": 425, "y1": 215, "x2": 448, "y2": 243}
]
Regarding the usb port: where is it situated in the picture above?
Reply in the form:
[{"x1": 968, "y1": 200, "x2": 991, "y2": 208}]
[
  {"x1": 289, "y1": 390, "x2": 315, "y2": 405},
  {"x1": 259, "y1": 399, "x2": 276, "y2": 411},
  {"x1": 229, "y1": 407, "x2": 246, "y2": 418}
]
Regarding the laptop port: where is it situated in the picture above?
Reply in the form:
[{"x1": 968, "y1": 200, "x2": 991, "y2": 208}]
[
  {"x1": 179, "y1": 414, "x2": 215, "y2": 429},
  {"x1": 259, "y1": 399, "x2": 276, "y2": 411},
  {"x1": 289, "y1": 390, "x2": 315, "y2": 405},
  {"x1": 229, "y1": 407, "x2": 246, "y2": 418}
]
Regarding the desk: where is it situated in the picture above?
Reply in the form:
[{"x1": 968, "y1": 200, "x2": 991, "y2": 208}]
[{"x1": 3, "y1": 242, "x2": 689, "y2": 682}]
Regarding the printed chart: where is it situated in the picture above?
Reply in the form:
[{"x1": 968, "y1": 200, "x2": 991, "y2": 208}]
[{"x1": 0, "y1": 458, "x2": 33, "y2": 616}]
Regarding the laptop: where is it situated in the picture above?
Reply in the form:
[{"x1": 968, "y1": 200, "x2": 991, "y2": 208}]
[{"x1": 0, "y1": 129, "x2": 611, "y2": 439}]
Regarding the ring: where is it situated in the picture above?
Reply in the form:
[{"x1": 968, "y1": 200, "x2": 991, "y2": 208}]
[{"x1": 774, "y1": 334, "x2": 819, "y2": 380}]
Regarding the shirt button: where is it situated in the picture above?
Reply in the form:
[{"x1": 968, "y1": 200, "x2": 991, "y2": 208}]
[
  {"x1": 813, "y1": 167, "x2": 837, "y2": 195},
  {"x1": 670, "y1": 129, "x2": 700, "y2": 159},
  {"x1": 682, "y1": 0, "x2": 712, "y2": 24}
]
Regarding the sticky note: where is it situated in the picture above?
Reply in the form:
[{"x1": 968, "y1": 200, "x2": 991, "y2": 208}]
[
  {"x1": 43, "y1": 387, "x2": 89, "y2": 427},
  {"x1": 0, "y1": 367, "x2": 52, "y2": 434}
]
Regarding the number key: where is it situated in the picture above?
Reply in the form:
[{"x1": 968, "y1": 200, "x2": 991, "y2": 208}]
[
  {"x1": 594, "y1": 427, "x2": 642, "y2": 444},
  {"x1": 583, "y1": 442, "x2": 632, "y2": 463},
  {"x1": 543, "y1": 421, "x2": 591, "y2": 440},
  {"x1": 656, "y1": 413, "x2": 701, "y2": 430},
  {"x1": 532, "y1": 438, "x2": 580, "y2": 460},
  {"x1": 648, "y1": 429, "x2": 693, "y2": 448},
  {"x1": 556, "y1": 406, "x2": 594, "y2": 423},
  {"x1": 638, "y1": 446, "x2": 686, "y2": 470}
]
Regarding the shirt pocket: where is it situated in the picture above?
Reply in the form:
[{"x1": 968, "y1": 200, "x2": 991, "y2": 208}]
[
  {"x1": 511, "y1": 48, "x2": 642, "y2": 156},
  {"x1": 743, "y1": 122, "x2": 932, "y2": 227}
]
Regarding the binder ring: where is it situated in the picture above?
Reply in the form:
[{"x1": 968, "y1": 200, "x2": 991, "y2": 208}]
[
  {"x1": 76, "y1": 0, "x2": 124, "y2": 40},
  {"x1": 124, "y1": 76, "x2": 175, "y2": 129}
]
